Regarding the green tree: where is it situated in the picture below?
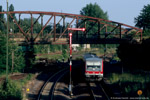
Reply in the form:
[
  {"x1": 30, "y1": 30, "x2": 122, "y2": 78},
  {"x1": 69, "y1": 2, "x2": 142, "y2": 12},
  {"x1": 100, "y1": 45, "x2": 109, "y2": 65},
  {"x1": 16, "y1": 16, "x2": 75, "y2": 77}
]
[
  {"x1": 9, "y1": 45, "x2": 25, "y2": 72},
  {"x1": 0, "y1": 6, "x2": 5, "y2": 33},
  {"x1": 50, "y1": 44, "x2": 55, "y2": 53},
  {"x1": 8, "y1": 4, "x2": 17, "y2": 34},
  {"x1": 62, "y1": 45, "x2": 68, "y2": 60},
  {"x1": 135, "y1": 4, "x2": 150, "y2": 31},
  {"x1": 20, "y1": 18, "x2": 41, "y2": 33},
  {"x1": 80, "y1": 3, "x2": 110, "y2": 49},
  {"x1": 80, "y1": 3, "x2": 108, "y2": 20},
  {"x1": 0, "y1": 33, "x2": 6, "y2": 72},
  {"x1": 9, "y1": 4, "x2": 16, "y2": 22},
  {"x1": 56, "y1": 23, "x2": 63, "y2": 33},
  {"x1": 80, "y1": 3, "x2": 109, "y2": 35},
  {"x1": 45, "y1": 24, "x2": 52, "y2": 33},
  {"x1": 0, "y1": 32, "x2": 25, "y2": 73}
]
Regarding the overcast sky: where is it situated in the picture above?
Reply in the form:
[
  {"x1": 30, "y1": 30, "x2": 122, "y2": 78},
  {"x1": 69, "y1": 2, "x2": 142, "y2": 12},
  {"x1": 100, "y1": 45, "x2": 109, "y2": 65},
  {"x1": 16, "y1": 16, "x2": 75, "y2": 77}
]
[{"x1": 1, "y1": 0, "x2": 149, "y2": 26}]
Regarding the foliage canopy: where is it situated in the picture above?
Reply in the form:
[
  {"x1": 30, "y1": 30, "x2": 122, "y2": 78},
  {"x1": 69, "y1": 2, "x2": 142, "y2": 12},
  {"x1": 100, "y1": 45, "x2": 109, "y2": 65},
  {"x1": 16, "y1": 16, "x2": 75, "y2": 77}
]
[
  {"x1": 0, "y1": 32, "x2": 25, "y2": 73},
  {"x1": 80, "y1": 3, "x2": 109, "y2": 35},
  {"x1": 80, "y1": 3, "x2": 108, "y2": 19},
  {"x1": 135, "y1": 4, "x2": 150, "y2": 31}
]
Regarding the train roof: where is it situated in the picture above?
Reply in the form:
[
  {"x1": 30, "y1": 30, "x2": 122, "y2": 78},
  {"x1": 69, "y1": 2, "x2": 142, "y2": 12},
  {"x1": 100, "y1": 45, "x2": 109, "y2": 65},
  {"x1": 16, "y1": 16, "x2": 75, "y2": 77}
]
[{"x1": 83, "y1": 53, "x2": 102, "y2": 61}]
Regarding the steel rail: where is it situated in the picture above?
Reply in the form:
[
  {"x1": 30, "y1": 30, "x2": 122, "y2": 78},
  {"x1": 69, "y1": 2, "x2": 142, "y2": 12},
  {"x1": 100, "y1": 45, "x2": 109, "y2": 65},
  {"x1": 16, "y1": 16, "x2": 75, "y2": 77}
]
[
  {"x1": 88, "y1": 82, "x2": 97, "y2": 100},
  {"x1": 37, "y1": 68, "x2": 68, "y2": 100},
  {"x1": 98, "y1": 83, "x2": 110, "y2": 100},
  {"x1": 50, "y1": 70, "x2": 69, "y2": 100},
  {"x1": 89, "y1": 82, "x2": 110, "y2": 100},
  {"x1": 89, "y1": 85, "x2": 97, "y2": 100}
]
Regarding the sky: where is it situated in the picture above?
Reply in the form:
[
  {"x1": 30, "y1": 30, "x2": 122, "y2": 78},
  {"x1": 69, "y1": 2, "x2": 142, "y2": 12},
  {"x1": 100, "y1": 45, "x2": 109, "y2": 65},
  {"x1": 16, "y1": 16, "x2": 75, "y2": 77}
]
[{"x1": 0, "y1": 0, "x2": 149, "y2": 26}]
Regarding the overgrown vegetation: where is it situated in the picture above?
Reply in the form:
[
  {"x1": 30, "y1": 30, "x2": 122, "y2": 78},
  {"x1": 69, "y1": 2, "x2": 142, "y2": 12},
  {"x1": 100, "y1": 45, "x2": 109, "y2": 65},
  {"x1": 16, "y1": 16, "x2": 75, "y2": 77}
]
[
  {"x1": 0, "y1": 74, "x2": 33, "y2": 100},
  {"x1": 117, "y1": 38, "x2": 150, "y2": 71},
  {"x1": 0, "y1": 32, "x2": 25, "y2": 74},
  {"x1": 142, "y1": 30, "x2": 150, "y2": 39},
  {"x1": 107, "y1": 73, "x2": 150, "y2": 97},
  {"x1": 34, "y1": 44, "x2": 69, "y2": 61},
  {"x1": 0, "y1": 80, "x2": 22, "y2": 100},
  {"x1": 135, "y1": 4, "x2": 150, "y2": 32}
]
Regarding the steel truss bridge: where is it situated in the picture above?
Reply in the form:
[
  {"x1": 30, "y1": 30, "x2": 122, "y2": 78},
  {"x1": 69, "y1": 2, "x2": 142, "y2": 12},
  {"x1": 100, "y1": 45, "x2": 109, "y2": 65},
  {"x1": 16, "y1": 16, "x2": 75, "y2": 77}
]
[{"x1": 0, "y1": 11, "x2": 143, "y2": 45}]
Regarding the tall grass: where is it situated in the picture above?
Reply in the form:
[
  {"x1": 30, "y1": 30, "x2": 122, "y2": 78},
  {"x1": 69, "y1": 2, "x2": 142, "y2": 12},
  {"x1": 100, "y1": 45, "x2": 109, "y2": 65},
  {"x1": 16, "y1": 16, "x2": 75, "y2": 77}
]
[
  {"x1": 0, "y1": 79, "x2": 23, "y2": 100},
  {"x1": 107, "y1": 73, "x2": 150, "y2": 97},
  {"x1": 108, "y1": 73, "x2": 150, "y2": 83},
  {"x1": 0, "y1": 74, "x2": 34, "y2": 100}
]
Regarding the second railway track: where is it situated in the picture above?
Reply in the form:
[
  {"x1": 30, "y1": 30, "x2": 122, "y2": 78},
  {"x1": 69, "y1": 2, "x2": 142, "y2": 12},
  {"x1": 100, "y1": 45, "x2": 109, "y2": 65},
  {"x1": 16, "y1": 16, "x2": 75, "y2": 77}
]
[
  {"x1": 89, "y1": 81, "x2": 110, "y2": 100},
  {"x1": 37, "y1": 68, "x2": 69, "y2": 100}
]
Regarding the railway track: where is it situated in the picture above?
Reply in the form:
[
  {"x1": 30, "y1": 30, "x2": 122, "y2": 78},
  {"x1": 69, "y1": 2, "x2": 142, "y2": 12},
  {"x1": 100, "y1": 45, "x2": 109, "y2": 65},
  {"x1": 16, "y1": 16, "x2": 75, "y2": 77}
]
[
  {"x1": 37, "y1": 68, "x2": 68, "y2": 100},
  {"x1": 89, "y1": 81, "x2": 110, "y2": 100}
]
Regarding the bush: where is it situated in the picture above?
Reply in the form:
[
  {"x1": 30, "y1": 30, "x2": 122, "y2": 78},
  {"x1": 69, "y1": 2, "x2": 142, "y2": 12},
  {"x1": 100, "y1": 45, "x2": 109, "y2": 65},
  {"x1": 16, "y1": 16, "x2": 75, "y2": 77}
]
[
  {"x1": 0, "y1": 80, "x2": 23, "y2": 100},
  {"x1": 117, "y1": 40, "x2": 150, "y2": 71},
  {"x1": 107, "y1": 73, "x2": 150, "y2": 97}
]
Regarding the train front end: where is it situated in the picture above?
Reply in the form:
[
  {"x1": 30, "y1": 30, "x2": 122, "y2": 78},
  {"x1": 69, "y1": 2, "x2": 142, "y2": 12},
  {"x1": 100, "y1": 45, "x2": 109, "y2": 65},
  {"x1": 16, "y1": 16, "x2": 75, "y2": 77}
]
[{"x1": 84, "y1": 54, "x2": 103, "y2": 81}]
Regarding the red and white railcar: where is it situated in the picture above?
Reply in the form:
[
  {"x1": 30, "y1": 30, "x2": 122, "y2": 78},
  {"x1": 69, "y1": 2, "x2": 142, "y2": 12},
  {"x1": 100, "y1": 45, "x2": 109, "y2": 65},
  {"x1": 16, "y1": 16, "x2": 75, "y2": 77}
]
[{"x1": 83, "y1": 53, "x2": 103, "y2": 81}]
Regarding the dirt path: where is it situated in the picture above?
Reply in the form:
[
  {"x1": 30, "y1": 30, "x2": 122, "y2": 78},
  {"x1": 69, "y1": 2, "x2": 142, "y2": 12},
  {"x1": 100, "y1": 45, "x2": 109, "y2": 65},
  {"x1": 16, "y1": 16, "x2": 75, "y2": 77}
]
[{"x1": 0, "y1": 73, "x2": 28, "y2": 83}]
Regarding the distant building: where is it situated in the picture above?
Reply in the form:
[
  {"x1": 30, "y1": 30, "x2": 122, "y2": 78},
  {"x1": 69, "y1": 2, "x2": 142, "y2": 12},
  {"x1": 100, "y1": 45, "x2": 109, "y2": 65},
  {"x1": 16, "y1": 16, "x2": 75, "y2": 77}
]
[
  {"x1": 72, "y1": 44, "x2": 91, "y2": 51},
  {"x1": 83, "y1": 44, "x2": 90, "y2": 50},
  {"x1": 72, "y1": 44, "x2": 80, "y2": 51}
]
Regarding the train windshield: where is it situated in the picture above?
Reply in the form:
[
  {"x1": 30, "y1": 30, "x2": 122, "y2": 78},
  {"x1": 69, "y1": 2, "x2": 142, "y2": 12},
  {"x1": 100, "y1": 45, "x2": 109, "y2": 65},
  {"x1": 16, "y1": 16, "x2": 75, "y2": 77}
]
[{"x1": 86, "y1": 61, "x2": 101, "y2": 71}]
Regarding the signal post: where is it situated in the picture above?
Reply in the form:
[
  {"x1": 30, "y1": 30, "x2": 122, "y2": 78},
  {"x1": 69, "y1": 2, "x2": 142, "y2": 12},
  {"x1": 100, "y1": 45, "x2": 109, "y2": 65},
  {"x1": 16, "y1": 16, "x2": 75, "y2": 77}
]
[
  {"x1": 68, "y1": 28, "x2": 85, "y2": 96},
  {"x1": 68, "y1": 32, "x2": 73, "y2": 96}
]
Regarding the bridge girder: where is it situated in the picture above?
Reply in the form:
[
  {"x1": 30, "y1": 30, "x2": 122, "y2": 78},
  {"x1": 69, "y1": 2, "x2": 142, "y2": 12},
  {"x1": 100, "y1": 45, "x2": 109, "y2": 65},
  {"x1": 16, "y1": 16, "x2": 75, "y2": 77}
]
[{"x1": 0, "y1": 11, "x2": 143, "y2": 45}]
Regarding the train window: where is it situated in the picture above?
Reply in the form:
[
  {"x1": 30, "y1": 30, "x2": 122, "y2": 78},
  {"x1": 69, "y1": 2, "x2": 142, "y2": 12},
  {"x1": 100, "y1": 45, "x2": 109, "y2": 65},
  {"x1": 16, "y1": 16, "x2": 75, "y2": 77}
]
[
  {"x1": 87, "y1": 65, "x2": 101, "y2": 71},
  {"x1": 86, "y1": 61, "x2": 101, "y2": 65},
  {"x1": 87, "y1": 66, "x2": 94, "y2": 69},
  {"x1": 93, "y1": 62, "x2": 101, "y2": 65}
]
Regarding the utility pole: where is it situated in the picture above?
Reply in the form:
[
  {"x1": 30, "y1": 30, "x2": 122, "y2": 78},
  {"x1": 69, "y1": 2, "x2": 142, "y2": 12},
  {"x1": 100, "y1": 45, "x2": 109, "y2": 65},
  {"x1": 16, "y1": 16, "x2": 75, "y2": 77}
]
[
  {"x1": 6, "y1": 0, "x2": 9, "y2": 82},
  {"x1": 11, "y1": 51, "x2": 14, "y2": 74}
]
